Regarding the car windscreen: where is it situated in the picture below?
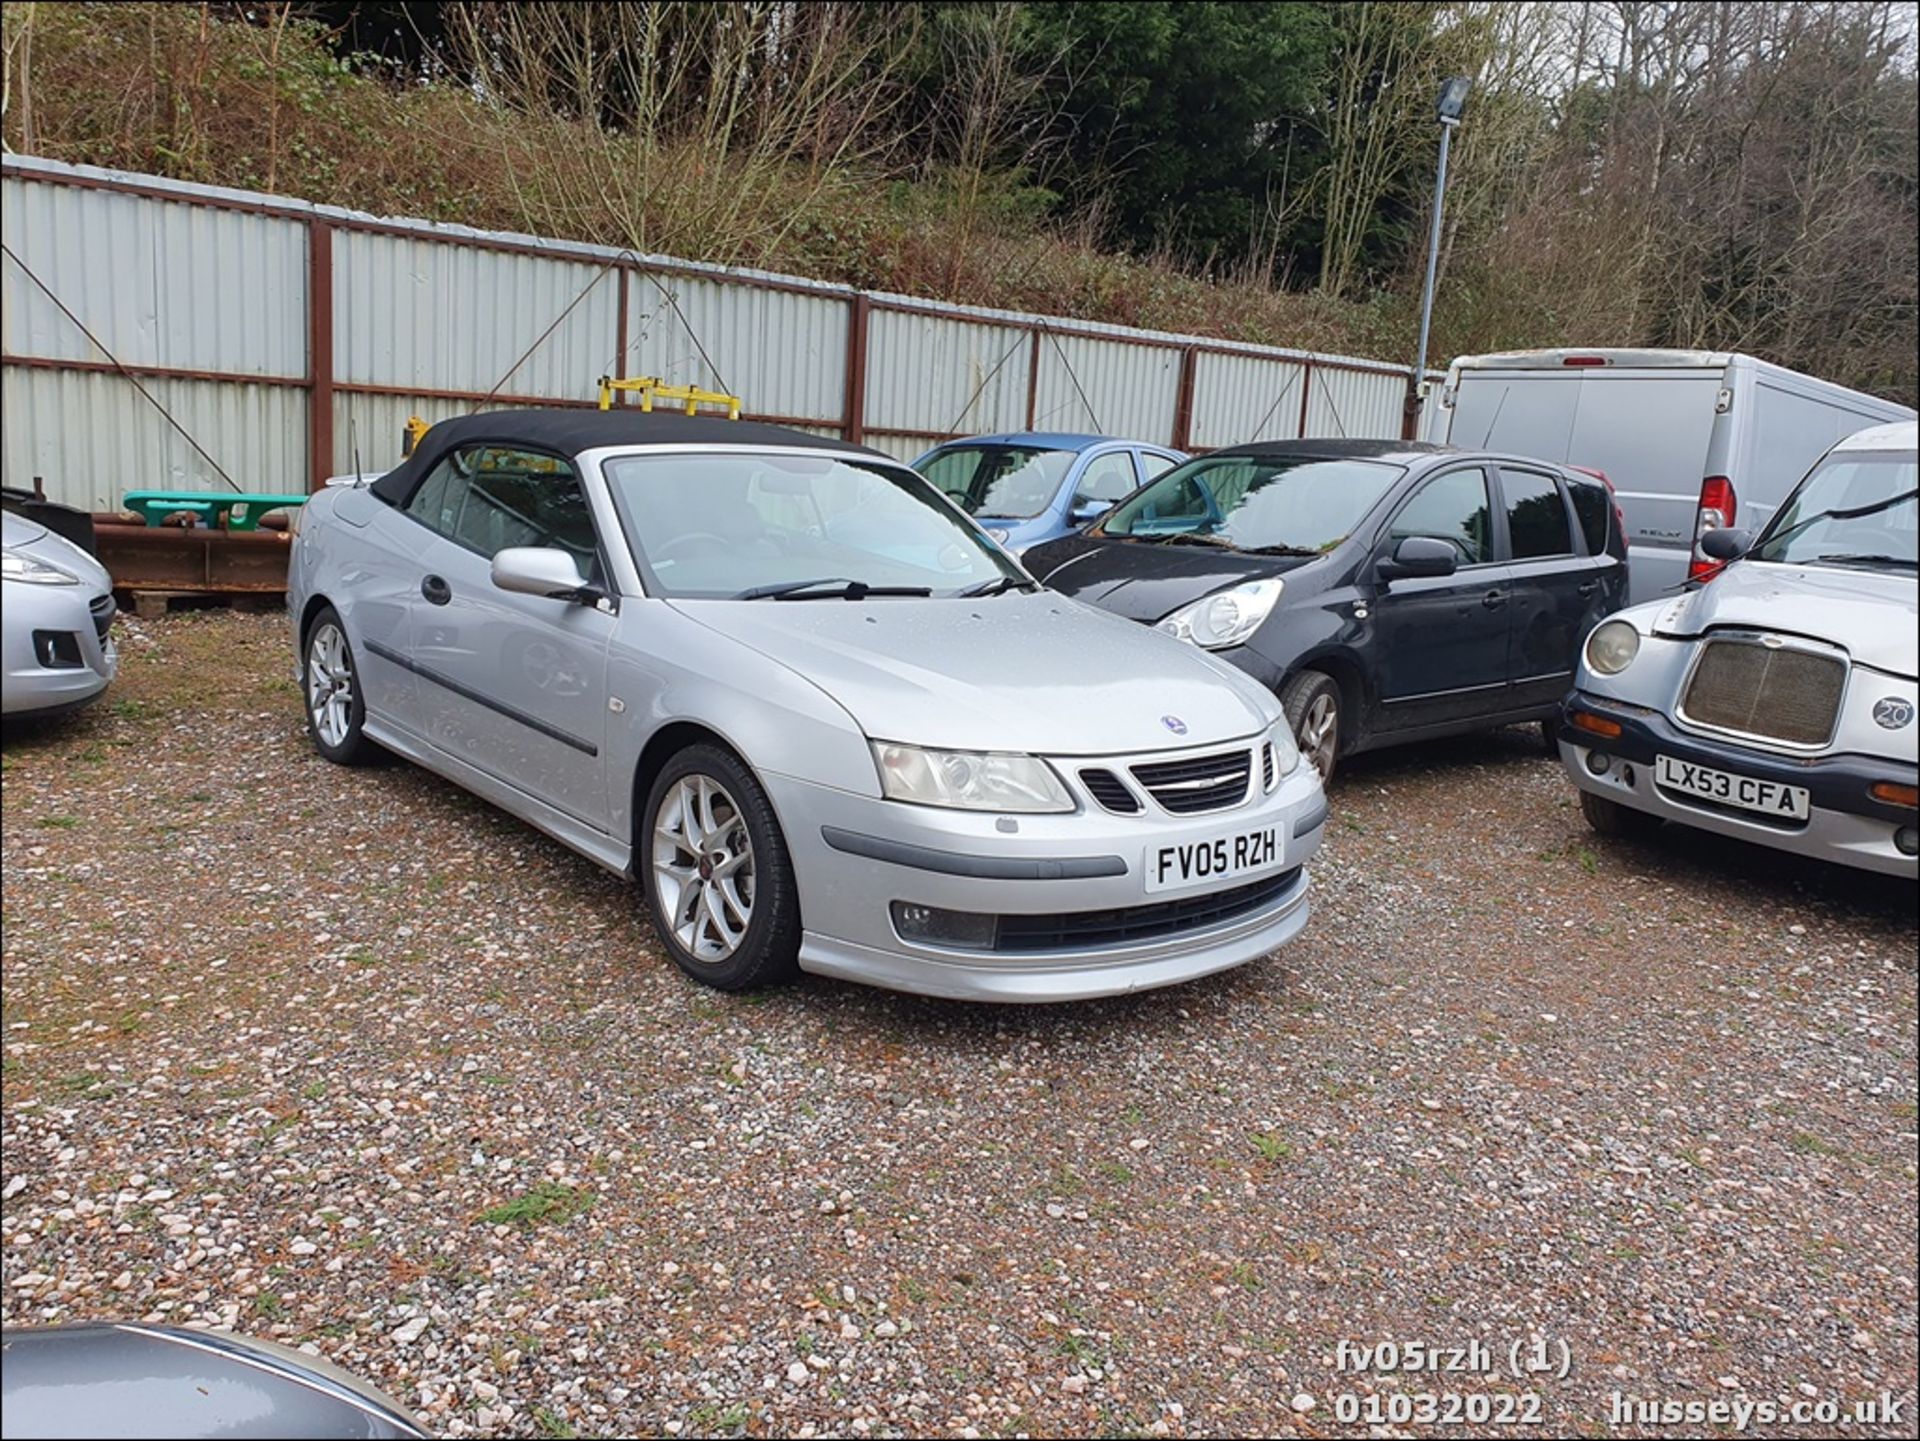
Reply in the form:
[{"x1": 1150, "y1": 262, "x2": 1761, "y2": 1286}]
[
  {"x1": 916, "y1": 445, "x2": 1076, "y2": 519},
  {"x1": 603, "y1": 452, "x2": 1026, "y2": 598},
  {"x1": 1751, "y1": 450, "x2": 1918, "y2": 571},
  {"x1": 1096, "y1": 454, "x2": 1404, "y2": 554}
]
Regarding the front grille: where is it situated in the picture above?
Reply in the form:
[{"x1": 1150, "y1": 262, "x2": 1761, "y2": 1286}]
[
  {"x1": 1680, "y1": 637, "x2": 1845, "y2": 747},
  {"x1": 1261, "y1": 741, "x2": 1276, "y2": 792},
  {"x1": 995, "y1": 869, "x2": 1300, "y2": 952},
  {"x1": 88, "y1": 593, "x2": 116, "y2": 642},
  {"x1": 1079, "y1": 767, "x2": 1140, "y2": 814},
  {"x1": 1129, "y1": 747, "x2": 1252, "y2": 814}
]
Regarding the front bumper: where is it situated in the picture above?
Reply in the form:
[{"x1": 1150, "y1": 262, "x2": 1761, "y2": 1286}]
[
  {"x1": 1559, "y1": 691, "x2": 1917, "y2": 878},
  {"x1": 765, "y1": 760, "x2": 1326, "y2": 1002},
  {"x1": 2, "y1": 582, "x2": 118, "y2": 716}
]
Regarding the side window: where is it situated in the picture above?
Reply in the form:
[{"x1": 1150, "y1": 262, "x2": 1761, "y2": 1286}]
[
  {"x1": 447, "y1": 446, "x2": 597, "y2": 563},
  {"x1": 403, "y1": 456, "x2": 464, "y2": 534},
  {"x1": 1139, "y1": 450, "x2": 1181, "y2": 481},
  {"x1": 1073, "y1": 451, "x2": 1140, "y2": 507},
  {"x1": 1503, "y1": 469, "x2": 1574, "y2": 559},
  {"x1": 1568, "y1": 477, "x2": 1610, "y2": 556},
  {"x1": 1388, "y1": 467, "x2": 1492, "y2": 565}
]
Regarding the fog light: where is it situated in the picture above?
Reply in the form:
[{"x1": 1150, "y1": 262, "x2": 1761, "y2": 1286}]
[
  {"x1": 1585, "y1": 750, "x2": 1612, "y2": 776},
  {"x1": 891, "y1": 901, "x2": 997, "y2": 950},
  {"x1": 1896, "y1": 827, "x2": 1919, "y2": 857}
]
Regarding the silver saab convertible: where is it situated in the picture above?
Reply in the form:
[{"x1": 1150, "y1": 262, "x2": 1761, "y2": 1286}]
[{"x1": 288, "y1": 411, "x2": 1327, "y2": 1001}]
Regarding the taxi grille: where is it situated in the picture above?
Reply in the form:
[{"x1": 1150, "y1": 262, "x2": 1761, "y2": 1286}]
[
  {"x1": 1129, "y1": 748, "x2": 1252, "y2": 815},
  {"x1": 1680, "y1": 637, "x2": 1845, "y2": 747},
  {"x1": 995, "y1": 869, "x2": 1300, "y2": 952}
]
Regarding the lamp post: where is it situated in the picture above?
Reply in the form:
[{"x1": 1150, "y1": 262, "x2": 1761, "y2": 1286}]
[{"x1": 1408, "y1": 76, "x2": 1472, "y2": 438}]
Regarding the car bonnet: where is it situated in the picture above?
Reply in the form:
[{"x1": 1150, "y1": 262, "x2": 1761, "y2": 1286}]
[
  {"x1": 1652, "y1": 561, "x2": 1919, "y2": 679},
  {"x1": 668, "y1": 590, "x2": 1279, "y2": 755}
]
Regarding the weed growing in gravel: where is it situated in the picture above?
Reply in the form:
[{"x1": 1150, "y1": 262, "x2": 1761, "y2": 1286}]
[
  {"x1": 1227, "y1": 1260, "x2": 1261, "y2": 1290},
  {"x1": 531, "y1": 1408, "x2": 580, "y2": 1439},
  {"x1": 253, "y1": 1291, "x2": 288, "y2": 1320},
  {"x1": 478, "y1": 1182, "x2": 594, "y2": 1229},
  {"x1": 35, "y1": 816, "x2": 79, "y2": 829},
  {"x1": 1097, "y1": 1161, "x2": 1135, "y2": 1183},
  {"x1": 1248, "y1": 1132, "x2": 1293, "y2": 1163}
]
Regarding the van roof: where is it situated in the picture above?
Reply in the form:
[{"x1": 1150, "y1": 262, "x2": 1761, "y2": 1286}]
[
  {"x1": 1452, "y1": 347, "x2": 1731, "y2": 370},
  {"x1": 1832, "y1": 420, "x2": 1918, "y2": 452}
]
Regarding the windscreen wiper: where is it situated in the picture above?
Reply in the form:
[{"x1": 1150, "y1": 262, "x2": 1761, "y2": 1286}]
[
  {"x1": 956, "y1": 574, "x2": 1036, "y2": 598},
  {"x1": 1810, "y1": 553, "x2": 1916, "y2": 568},
  {"x1": 1240, "y1": 543, "x2": 1322, "y2": 557},
  {"x1": 734, "y1": 577, "x2": 933, "y2": 601},
  {"x1": 1154, "y1": 531, "x2": 1233, "y2": 547},
  {"x1": 1758, "y1": 488, "x2": 1918, "y2": 555}
]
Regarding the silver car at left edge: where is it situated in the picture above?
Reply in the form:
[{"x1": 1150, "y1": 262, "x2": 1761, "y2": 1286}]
[
  {"x1": 3, "y1": 508, "x2": 118, "y2": 718},
  {"x1": 287, "y1": 410, "x2": 1326, "y2": 1002}
]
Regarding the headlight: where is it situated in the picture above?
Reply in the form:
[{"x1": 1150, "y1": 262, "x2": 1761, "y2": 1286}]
[
  {"x1": 1585, "y1": 620, "x2": 1640, "y2": 675},
  {"x1": 1268, "y1": 715, "x2": 1302, "y2": 780},
  {"x1": 872, "y1": 742, "x2": 1073, "y2": 813},
  {"x1": 2, "y1": 548, "x2": 79, "y2": 585},
  {"x1": 1156, "y1": 578, "x2": 1283, "y2": 650}
]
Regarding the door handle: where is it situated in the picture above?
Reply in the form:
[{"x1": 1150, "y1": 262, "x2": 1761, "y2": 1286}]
[
  {"x1": 421, "y1": 574, "x2": 451, "y2": 606},
  {"x1": 1577, "y1": 579, "x2": 1600, "y2": 596},
  {"x1": 1481, "y1": 589, "x2": 1507, "y2": 609}
]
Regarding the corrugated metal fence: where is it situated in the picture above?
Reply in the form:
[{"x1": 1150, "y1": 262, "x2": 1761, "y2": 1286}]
[{"x1": 2, "y1": 155, "x2": 1437, "y2": 512}]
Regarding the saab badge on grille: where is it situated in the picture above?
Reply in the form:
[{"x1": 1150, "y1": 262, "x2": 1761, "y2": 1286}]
[
  {"x1": 1873, "y1": 697, "x2": 1914, "y2": 729},
  {"x1": 1161, "y1": 714, "x2": 1188, "y2": 735}
]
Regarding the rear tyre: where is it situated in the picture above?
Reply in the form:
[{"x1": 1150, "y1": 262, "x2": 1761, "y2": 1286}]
[
  {"x1": 643, "y1": 744, "x2": 801, "y2": 992},
  {"x1": 1579, "y1": 788, "x2": 1660, "y2": 840},
  {"x1": 1281, "y1": 670, "x2": 1342, "y2": 782},
  {"x1": 302, "y1": 606, "x2": 378, "y2": 766}
]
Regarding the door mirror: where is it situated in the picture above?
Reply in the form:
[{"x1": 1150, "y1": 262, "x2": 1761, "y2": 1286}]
[
  {"x1": 491, "y1": 546, "x2": 591, "y2": 601},
  {"x1": 1698, "y1": 527, "x2": 1752, "y2": 562},
  {"x1": 1377, "y1": 535, "x2": 1459, "y2": 581},
  {"x1": 1071, "y1": 500, "x2": 1112, "y2": 525}
]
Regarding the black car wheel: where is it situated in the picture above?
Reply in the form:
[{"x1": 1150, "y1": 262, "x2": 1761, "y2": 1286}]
[
  {"x1": 642, "y1": 743, "x2": 802, "y2": 991},
  {"x1": 1579, "y1": 789, "x2": 1660, "y2": 839},
  {"x1": 1282, "y1": 670, "x2": 1342, "y2": 782}
]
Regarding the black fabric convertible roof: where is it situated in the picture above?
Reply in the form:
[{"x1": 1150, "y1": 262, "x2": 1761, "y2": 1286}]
[{"x1": 369, "y1": 409, "x2": 887, "y2": 506}]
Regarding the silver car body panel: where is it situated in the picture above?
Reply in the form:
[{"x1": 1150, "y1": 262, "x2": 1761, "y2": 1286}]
[
  {"x1": 2, "y1": 511, "x2": 118, "y2": 717},
  {"x1": 290, "y1": 443, "x2": 1325, "y2": 1001}
]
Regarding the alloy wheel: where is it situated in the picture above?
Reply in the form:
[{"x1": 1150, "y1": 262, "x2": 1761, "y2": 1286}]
[
  {"x1": 652, "y1": 774, "x2": 756, "y2": 962},
  {"x1": 306, "y1": 622, "x2": 356, "y2": 748},
  {"x1": 1300, "y1": 693, "x2": 1338, "y2": 778}
]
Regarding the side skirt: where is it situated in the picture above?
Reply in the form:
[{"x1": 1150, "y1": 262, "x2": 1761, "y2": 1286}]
[{"x1": 362, "y1": 718, "x2": 632, "y2": 878}]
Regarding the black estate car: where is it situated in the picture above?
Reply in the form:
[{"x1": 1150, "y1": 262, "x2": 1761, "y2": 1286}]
[{"x1": 1022, "y1": 440, "x2": 1629, "y2": 779}]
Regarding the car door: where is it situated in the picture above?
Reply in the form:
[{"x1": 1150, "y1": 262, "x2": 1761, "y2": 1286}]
[
  {"x1": 404, "y1": 444, "x2": 617, "y2": 832},
  {"x1": 1495, "y1": 465, "x2": 1603, "y2": 711},
  {"x1": 320, "y1": 484, "x2": 435, "y2": 738},
  {"x1": 1367, "y1": 465, "x2": 1515, "y2": 732},
  {"x1": 1066, "y1": 448, "x2": 1142, "y2": 527}
]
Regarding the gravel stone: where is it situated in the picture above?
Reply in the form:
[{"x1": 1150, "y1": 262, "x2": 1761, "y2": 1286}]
[{"x1": 2, "y1": 611, "x2": 1915, "y2": 1438}]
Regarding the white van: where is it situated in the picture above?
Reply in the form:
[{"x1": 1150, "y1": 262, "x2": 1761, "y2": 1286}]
[{"x1": 1435, "y1": 349, "x2": 1914, "y2": 603}]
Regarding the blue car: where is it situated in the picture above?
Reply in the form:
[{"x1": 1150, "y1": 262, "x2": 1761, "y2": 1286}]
[{"x1": 912, "y1": 432, "x2": 1187, "y2": 553}]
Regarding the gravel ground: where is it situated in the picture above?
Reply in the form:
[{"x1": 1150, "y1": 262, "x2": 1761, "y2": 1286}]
[{"x1": 3, "y1": 608, "x2": 1915, "y2": 1439}]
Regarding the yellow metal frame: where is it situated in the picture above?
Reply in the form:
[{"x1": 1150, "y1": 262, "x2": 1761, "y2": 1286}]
[
  {"x1": 597, "y1": 374, "x2": 742, "y2": 420},
  {"x1": 401, "y1": 414, "x2": 432, "y2": 457}
]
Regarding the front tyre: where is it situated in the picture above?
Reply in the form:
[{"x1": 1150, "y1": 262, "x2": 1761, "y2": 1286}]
[
  {"x1": 1579, "y1": 788, "x2": 1660, "y2": 840},
  {"x1": 643, "y1": 744, "x2": 801, "y2": 991},
  {"x1": 302, "y1": 606, "x2": 378, "y2": 766},
  {"x1": 1281, "y1": 670, "x2": 1342, "y2": 782}
]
